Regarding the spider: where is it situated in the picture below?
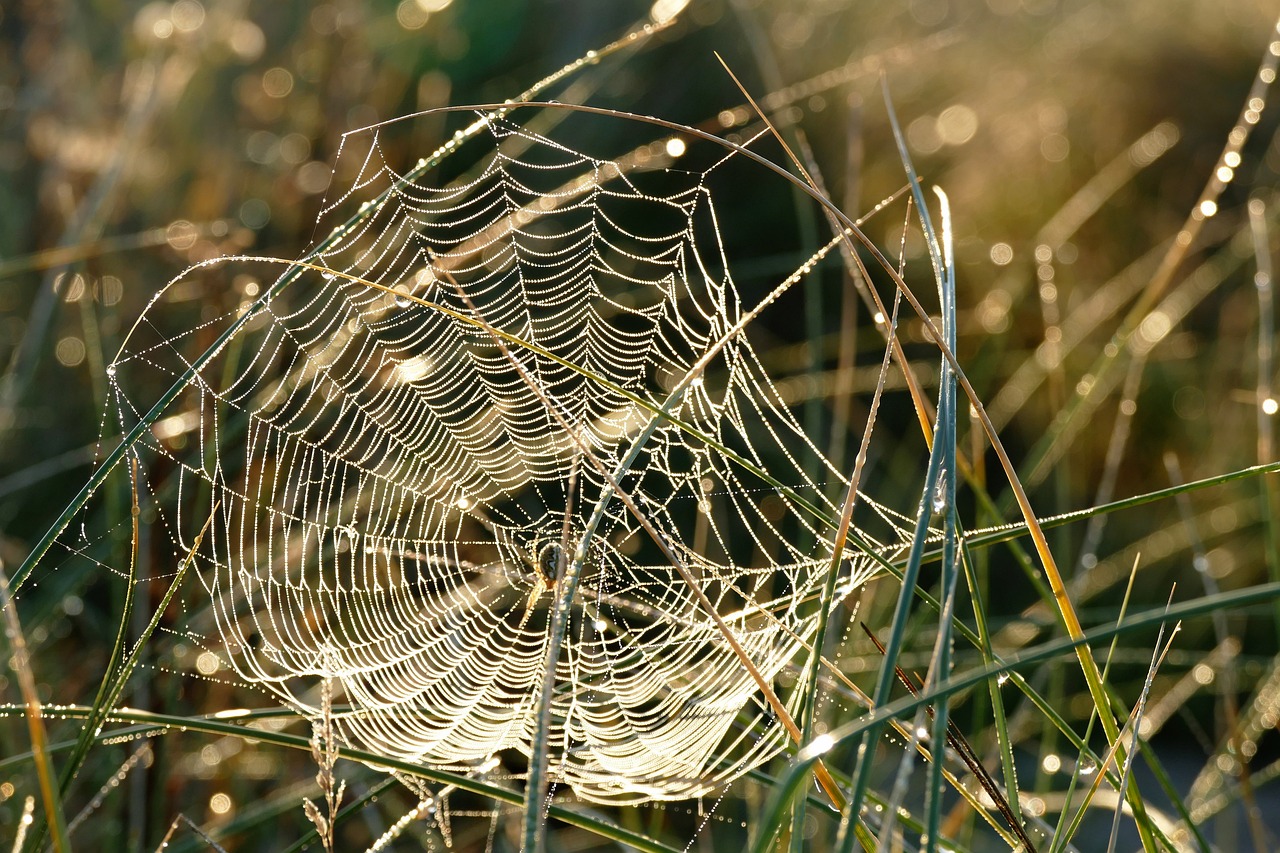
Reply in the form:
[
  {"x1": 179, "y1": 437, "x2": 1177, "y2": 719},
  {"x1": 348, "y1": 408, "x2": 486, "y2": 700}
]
[
  {"x1": 522, "y1": 459, "x2": 580, "y2": 612},
  {"x1": 524, "y1": 540, "x2": 564, "y2": 611}
]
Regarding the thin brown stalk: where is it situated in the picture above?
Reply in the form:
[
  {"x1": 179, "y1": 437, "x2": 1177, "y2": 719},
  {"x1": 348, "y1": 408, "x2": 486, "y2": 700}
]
[
  {"x1": 861, "y1": 625, "x2": 1037, "y2": 853},
  {"x1": 152, "y1": 814, "x2": 228, "y2": 853},
  {"x1": 303, "y1": 676, "x2": 347, "y2": 853},
  {"x1": 0, "y1": 563, "x2": 68, "y2": 852},
  {"x1": 714, "y1": 52, "x2": 936, "y2": 449}
]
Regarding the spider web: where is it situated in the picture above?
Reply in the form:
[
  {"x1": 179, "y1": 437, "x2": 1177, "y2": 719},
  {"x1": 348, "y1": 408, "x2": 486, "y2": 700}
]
[{"x1": 102, "y1": 111, "x2": 901, "y2": 805}]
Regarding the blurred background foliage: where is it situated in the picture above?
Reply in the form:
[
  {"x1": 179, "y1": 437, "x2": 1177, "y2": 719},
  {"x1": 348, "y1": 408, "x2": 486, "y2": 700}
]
[{"x1": 2, "y1": 0, "x2": 1280, "y2": 849}]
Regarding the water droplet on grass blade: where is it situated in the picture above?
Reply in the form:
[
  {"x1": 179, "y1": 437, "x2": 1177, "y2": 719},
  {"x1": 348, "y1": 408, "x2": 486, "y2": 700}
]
[{"x1": 931, "y1": 468, "x2": 948, "y2": 514}]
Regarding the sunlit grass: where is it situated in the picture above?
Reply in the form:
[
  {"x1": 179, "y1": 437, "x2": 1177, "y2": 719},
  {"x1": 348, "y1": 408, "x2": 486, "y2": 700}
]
[{"x1": 2, "y1": 2, "x2": 1280, "y2": 851}]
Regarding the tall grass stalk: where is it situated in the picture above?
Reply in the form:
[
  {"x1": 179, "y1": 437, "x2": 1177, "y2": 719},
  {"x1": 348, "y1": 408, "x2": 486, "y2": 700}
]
[
  {"x1": 0, "y1": 562, "x2": 67, "y2": 852},
  {"x1": 302, "y1": 676, "x2": 345, "y2": 853}
]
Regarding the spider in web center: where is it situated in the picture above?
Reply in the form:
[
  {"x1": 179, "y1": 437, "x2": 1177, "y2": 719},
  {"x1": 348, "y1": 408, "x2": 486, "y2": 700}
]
[{"x1": 523, "y1": 539, "x2": 566, "y2": 611}]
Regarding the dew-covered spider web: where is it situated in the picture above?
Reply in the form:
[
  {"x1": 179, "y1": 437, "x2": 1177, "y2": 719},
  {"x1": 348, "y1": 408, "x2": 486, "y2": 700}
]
[{"x1": 99, "y1": 110, "x2": 910, "y2": 805}]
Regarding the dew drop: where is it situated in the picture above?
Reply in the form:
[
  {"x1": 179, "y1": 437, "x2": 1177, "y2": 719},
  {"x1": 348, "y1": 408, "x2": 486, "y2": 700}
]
[{"x1": 931, "y1": 468, "x2": 949, "y2": 514}]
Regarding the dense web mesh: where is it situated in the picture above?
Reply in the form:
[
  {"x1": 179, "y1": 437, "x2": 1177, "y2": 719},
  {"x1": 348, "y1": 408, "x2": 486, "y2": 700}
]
[{"x1": 102, "y1": 113, "x2": 892, "y2": 804}]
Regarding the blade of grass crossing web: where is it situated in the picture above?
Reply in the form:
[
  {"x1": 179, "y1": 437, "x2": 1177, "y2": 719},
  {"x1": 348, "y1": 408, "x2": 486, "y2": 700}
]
[
  {"x1": 834, "y1": 80, "x2": 951, "y2": 853},
  {"x1": 834, "y1": 379, "x2": 948, "y2": 850},
  {"x1": 870, "y1": 185, "x2": 961, "y2": 853},
  {"x1": 791, "y1": 289, "x2": 902, "y2": 845},
  {"x1": 55, "y1": 458, "x2": 138, "y2": 792},
  {"x1": 924, "y1": 186, "x2": 960, "y2": 853}
]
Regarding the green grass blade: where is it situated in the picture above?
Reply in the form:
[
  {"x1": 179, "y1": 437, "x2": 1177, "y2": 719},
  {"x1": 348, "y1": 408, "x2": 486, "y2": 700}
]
[
  {"x1": 761, "y1": 582, "x2": 1280, "y2": 850},
  {"x1": 836, "y1": 79, "x2": 952, "y2": 853}
]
